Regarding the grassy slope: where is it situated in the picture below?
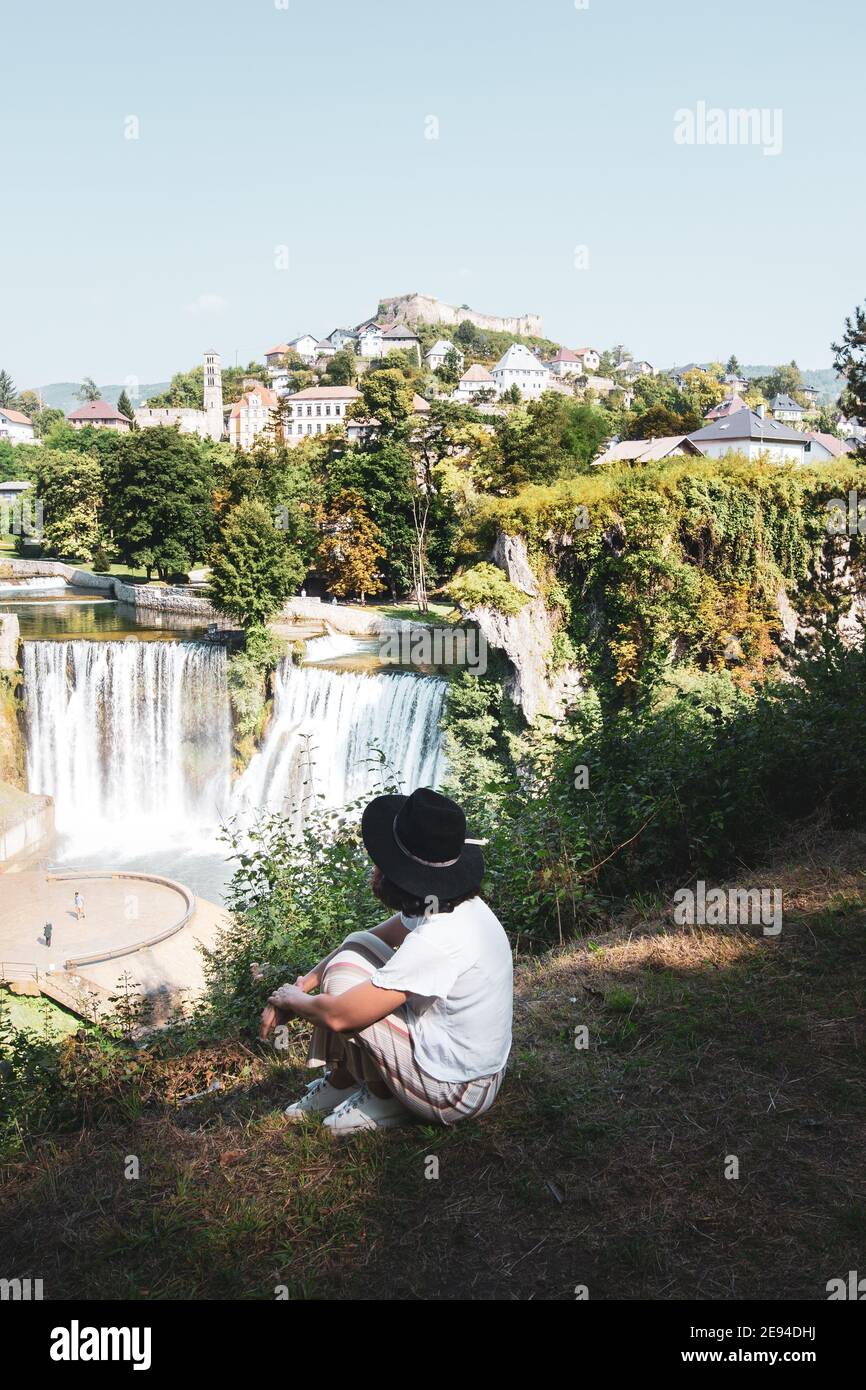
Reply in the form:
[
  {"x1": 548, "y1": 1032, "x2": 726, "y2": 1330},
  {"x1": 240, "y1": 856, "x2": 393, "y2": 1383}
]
[{"x1": 1, "y1": 828, "x2": 864, "y2": 1301}]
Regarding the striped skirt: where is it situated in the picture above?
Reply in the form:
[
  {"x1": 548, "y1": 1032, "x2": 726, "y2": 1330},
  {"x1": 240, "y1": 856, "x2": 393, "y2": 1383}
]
[{"x1": 308, "y1": 931, "x2": 505, "y2": 1127}]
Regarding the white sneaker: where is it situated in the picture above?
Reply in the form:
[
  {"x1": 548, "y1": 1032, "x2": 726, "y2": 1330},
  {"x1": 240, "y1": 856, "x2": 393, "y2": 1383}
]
[
  {"x1": 322, "y1": 1083, "x2": 413, "y2": 1137},
  {"x1": 284, "y1": 1074, "x2": 353, "y2": 1123}
]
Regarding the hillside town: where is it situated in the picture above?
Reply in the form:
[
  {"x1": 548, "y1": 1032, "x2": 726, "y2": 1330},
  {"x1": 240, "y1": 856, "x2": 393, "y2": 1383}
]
[{"x1": 1, "y1": 292, "x2": 860, "y2": 467}]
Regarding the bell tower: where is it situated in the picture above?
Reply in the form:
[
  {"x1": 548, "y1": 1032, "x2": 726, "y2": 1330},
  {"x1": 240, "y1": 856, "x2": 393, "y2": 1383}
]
[{"x1": 203, "y1": 350, "x2": 224, "y2": 440}]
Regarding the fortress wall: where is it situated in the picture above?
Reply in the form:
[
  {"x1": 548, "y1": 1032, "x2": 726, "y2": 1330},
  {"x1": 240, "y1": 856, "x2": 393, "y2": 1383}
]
[{"x1": 378, "y1": 293, "x2": 543, "y2": 339}]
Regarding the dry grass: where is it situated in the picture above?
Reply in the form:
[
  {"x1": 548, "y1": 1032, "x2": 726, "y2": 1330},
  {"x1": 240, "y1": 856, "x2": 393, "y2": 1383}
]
[{"x1": 2, "y1": 829, "x2": 865, "y2": 1301}]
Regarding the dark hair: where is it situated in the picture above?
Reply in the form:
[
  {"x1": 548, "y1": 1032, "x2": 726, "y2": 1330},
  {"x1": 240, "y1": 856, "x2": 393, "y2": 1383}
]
[{"x1": 371, "y1": 866, "x2": 478, "y2": 917}]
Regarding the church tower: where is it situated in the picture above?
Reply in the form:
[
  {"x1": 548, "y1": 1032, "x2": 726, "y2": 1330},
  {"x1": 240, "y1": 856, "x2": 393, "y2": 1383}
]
[{"x1": 203, "y1": 350, "x2": 224, "y2": 440}]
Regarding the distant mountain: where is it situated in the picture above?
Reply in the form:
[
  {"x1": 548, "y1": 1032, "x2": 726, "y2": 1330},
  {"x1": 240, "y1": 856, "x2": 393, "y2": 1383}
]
[{"x1": 33, "y1": 382, "x2": 171, "y2": 415}]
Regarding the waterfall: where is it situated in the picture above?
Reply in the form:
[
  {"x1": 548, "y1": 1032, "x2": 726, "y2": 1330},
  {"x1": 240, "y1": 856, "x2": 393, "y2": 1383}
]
[
  {"x1": 233, "y1": 662, "x2": 447, "y2": 830},
  {"x1": 22, "y1": 639, "x2": 448, "y2": 894},
  {"x1": 23, "y1": 639, "x2": 233, "y2": 856}
]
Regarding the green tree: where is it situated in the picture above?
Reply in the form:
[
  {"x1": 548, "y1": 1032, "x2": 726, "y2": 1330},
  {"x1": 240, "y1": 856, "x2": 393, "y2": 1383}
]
[
  {"x1": 76, "y1": 377, "x2": 101, "y2": 403},
  {"x1": 0, "y1": 370, "x2": 18, "y2": 408},
  {"x1": 209, "y1": 499, "x2": 304, "y2": 628},
  {"x1": 833, "y1": 303, "x2": 866, "y2": 430},
  {"x1": 33, "y1": 447, "x2": 103, "y2": 561},
  {"x1": 103, "y1": 426, "x2": 217, "y2": 580},
  {"x1": 435, "y1": 347, "x2": 463, "y2": 389},
  {"x1": 496, "y1": 394, "x2": 611, "y2": 488},
  {"x1": 348, "y1": 368, "x2": 414, "y2": 434},
  {"x1": 322, "y1": 348, "x2": 357, "y2": 387},
  {"x1": 116, "y1": 389, "x2": 136, "y2": 424},
  {"x1": 626, "y1": 402, "x2": 701, "y2": 440},
  {"x1": 680, "y1": 367, "x2": 726, "y2": 417},
  {"x1": 725, "y1": 354, "x2": 741, "y2": 376}
]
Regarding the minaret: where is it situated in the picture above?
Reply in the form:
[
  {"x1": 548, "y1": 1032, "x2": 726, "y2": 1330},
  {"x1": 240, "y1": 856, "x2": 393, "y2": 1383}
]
[{"x1": 203, "y1": 350, "x2": 224, "y2": 440}]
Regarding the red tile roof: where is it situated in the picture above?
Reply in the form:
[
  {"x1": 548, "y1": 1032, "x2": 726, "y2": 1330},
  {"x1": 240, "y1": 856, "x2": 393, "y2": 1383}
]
[{"x1": 0, "y1": 407, "x2": 33, "y2": 425}]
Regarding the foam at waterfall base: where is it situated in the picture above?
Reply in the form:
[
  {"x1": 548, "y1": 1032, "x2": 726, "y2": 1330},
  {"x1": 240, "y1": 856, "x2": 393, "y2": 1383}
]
[{"x1": 21, "y1": 639, "x2": 448, "y2": 905}]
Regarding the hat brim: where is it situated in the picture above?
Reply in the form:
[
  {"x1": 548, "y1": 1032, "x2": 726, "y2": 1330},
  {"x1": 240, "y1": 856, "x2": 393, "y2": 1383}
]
[{"x1": 361, "y1": 794, "x2": 485, "y2": 901}]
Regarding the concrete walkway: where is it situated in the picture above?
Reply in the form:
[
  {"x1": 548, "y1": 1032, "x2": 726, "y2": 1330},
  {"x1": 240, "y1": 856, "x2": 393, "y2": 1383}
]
[
  {"x1": 0, "y1": 871, "x2": 189, "y2": 971},
  {"x1": 0, "y1": 871, "x2": 228, "y2": 1024}
]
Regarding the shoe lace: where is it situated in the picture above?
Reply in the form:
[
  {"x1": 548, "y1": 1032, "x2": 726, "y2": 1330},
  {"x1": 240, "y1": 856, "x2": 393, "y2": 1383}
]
[{"x1": 333, "y1": 1083, "x2": 369, "y2": 1116}]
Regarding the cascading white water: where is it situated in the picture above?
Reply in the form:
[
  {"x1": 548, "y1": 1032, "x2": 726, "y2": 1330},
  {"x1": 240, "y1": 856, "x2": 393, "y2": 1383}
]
[
  {"x1": 22, "y1": 639, "x2": 448, "y2": 897},
  {"x1": 233, "y1": 661, "x2": 447, "y2": 830},
  {"x1": 23, "y1": 639, "x2": 233, "y2": 856}
]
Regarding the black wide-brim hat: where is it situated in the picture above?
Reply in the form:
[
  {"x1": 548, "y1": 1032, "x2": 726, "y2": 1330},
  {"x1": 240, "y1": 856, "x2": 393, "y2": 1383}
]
[{"x1": 361, "y1": 787, "x2": 485, "y2": 901}]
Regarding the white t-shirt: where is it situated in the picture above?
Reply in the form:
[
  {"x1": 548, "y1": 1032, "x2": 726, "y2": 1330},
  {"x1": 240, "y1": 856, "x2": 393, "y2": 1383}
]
[{"x1": 369, "y1": 897, "x2": 513, "y2": 1083}]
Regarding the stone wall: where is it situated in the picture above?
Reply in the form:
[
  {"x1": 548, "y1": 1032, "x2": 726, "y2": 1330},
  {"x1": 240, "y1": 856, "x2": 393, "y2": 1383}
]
[
  {"x1": 0, "y1": 784, "x2": 54, "y2": 867},
  {"x1": 4, "y1": 559, "x2": 216, "y2": 616}
]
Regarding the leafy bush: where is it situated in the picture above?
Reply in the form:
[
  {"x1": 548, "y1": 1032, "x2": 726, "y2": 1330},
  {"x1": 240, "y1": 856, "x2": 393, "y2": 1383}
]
[
  {"x1": 472, "y1": 630, "x2": 866, "y2": 949},
  {"x1": 447, "y1": 562, "x2": 529, "y2": 615}
]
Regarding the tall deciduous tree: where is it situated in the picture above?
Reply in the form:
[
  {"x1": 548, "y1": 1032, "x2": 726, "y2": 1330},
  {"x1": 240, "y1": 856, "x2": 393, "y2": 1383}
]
[
  {"x1": 76, "y1": 377, "x2": 101, "y2": 403},
  {"x1": 103, "y1": 426, "x2": 217, "y2": 581},
  {"x1": 348, "y1": 368, "x2": 414, "y2": 433},
  {"x1": 317, "y1": 489, "x2": 385, "y2": 604},
  {"x1": 209, "y1": 498, "x2": 304, "y2": 629},
  {"x1": 33, "y1": 447, "x2": 103, "y2": 561}
]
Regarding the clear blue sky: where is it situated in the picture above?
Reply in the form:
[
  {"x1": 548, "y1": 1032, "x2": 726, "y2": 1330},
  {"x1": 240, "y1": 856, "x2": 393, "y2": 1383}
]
[{"x1": 2, "y1": 0, "x2": 863, "y2": 386}]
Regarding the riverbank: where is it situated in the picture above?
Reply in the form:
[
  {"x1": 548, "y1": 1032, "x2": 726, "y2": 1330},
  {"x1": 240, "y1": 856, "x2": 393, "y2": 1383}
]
[{"x1": 2, "y1": 826, "x2": 863, "y2": 1300}]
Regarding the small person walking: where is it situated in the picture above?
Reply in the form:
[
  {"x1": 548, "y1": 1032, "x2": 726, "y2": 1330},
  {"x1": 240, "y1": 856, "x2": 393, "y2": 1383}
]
[
  {"x1": 74, "y1": 890, "x2": 85, "y2": 921},
  {"x1": 44, "y1": 921, "x2": 53, "y2": 948}
]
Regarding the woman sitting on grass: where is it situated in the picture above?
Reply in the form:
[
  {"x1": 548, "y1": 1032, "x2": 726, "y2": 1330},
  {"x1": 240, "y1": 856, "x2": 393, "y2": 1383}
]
[{"x1": 259, "y1": 787, "x2": 513, "y2": 1137}]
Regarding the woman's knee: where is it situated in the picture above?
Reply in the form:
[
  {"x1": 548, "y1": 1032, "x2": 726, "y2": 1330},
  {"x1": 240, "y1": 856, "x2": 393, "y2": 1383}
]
[{"x1": 320, "y1": 942, "x2": 379, "y2": 995}]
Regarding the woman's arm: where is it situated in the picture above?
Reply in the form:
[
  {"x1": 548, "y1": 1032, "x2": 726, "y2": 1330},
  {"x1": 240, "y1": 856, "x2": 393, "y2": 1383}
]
[{"x1": 267, "y1": 981, "x2": 408, "y2": 1034}]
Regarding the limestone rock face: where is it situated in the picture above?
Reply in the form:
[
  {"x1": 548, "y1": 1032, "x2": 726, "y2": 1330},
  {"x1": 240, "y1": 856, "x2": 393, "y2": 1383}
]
[
  {"x1": 376, "y1": 291, "x2": 542, "y2": 340},
  {"x1": 464, "y1": 533, "x2": 582, "y2": 724},
  {"x1": 776, "y1": 537, "x2": 866, "y2": 652},
  {"x1": 0, "y1": 614, "x2": 20, "y2": 671}
]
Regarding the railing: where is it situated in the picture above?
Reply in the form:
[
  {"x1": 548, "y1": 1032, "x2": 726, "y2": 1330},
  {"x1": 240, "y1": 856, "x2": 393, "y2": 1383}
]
[{"x1": 0, "y1": 961, "x2": 39, "y2": 983}]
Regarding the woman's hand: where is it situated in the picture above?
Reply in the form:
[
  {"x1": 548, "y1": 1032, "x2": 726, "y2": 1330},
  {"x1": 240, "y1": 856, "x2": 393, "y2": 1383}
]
[
  {"x1": 258, "y1": 1002, "x2": 282, "y2": 1041},
  {"x1": 268, "y1": 983, "x2": 309, "y2": 1016}
]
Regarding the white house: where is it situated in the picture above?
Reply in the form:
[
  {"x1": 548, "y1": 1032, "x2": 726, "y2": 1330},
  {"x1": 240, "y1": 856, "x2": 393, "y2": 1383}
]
[
  {"x1": 326, "y1": 328, "x2": 357, "y2": 351},
  {"x1": 615, "y1": 359, "x2": 654, "y2": 382},
  {"x1": 769, "y1": 393, "x2": 806, "y2": 426},
  {"x1": 285, "y1": 385, "x2": 362, "y2": 445},
  {"x1": 688, "y1": 407, "x2": 808, "y2": 464},
  {"x1": 425, "y1": 339, "x2": 464, "y2": 372},
  {"x1": 357, "y1": 324, "x2": 384, "y2": 358},
  {"x1": 228, "y1": 382, "x2": 279, "y2": 450},
  {"x1": 803, "y1": 431, "x2": 852, "y2": 463},
  {"x1": 0, "y1": 407, "x2": 36, "y2": 444},
  {"x1": 314, "y1": 339, "x2": 336, "y2": 359},
  {"x1": 549, "y1": 347, "x2": 582, "y2": 379},
  {"x1": 573, "y1": 347, "x2": 601, "y2": 373},
  {"x1": 451, "y1": 363, "x2": 496, "y2": 404},
  {"x1": 287, "y1": 334, "x2": 320, "y2": 364},
  {"x1": 492, "y1": 343, "x2": 551, "y2": 400}
]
